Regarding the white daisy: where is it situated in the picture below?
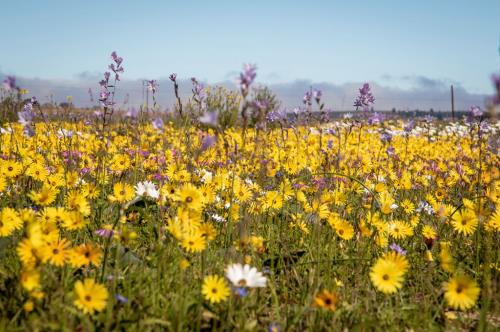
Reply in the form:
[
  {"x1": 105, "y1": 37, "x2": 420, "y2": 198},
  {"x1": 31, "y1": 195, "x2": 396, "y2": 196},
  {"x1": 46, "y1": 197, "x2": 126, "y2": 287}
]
[
  {"x1": 135, "y1": 181, "x2": 160, "y2": 199},
  {"x1": 225, "y1": 263, "x2": 267, "y2": 288}
]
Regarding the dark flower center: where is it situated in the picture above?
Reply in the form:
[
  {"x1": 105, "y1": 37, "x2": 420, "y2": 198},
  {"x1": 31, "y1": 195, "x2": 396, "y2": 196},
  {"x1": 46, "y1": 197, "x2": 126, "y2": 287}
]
[{"x1": 382, "y1": 274, "x2": 389, "y2": 281}]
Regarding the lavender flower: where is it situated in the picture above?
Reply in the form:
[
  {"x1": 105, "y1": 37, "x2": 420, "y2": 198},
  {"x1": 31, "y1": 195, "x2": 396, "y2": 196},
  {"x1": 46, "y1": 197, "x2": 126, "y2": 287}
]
[
  {"x1": 109, "y1": 51, "x2": 124, "y2": 81},
  {"x1": 98, "y1": 52, "x2": 124, "y2": 110},
  {"x1": 466, "y1": 105, "x2": 483, "y2": 123},
  {"x1": 125, "y1": 107, "x2": 138, "y2": 118},
  {"x1": 191, "y1": 78, "x2": 206, "y2": 105},
  {"x1": 390, "y1": 243, "x2": 407, "y2": 256},
  {"x1": 313, "y1": 89, "x2": 322, "y2": 103},
  {"x1": 403, "y1": 120, "x2": 414, "y2": 133},
  {"x1": 238, "y1": 64, "x2": 257, "y2": 96},
  {"x1": 95, "y1": 228, "x2": 114, "y2": 238},
  {"x1": 147, "y1": 80, "x2": 158, "y2": 93},
  {"x1": 234, "y1": 287, "x2": 248, "y2": 297},
  {"x1": 367, "y1": 112, "x2": 384, "y2": 125},
  {"x1": 423, "y1": 114, "x2": 434, "y2": 123},
  {"x1": 18, "y1": 99, "x2": 36, "y2": 137},
  {"x1": 115, "y1": 294, "x2": 128, "y2": 304},
  {"x1": 152, "y1": 118, "x2": 164, "y2": 132},
  {"x1": 353, "y1": 83, "x2": 375, "y2": 111},
  {"x1": 303, "y1": 91, "x2": 312, "y2": 106},
  {"x1": 199, "y1": 111, "x2": 218, "y2": 127},
  {"x1": 169, "y1": 73, "x2": 177, "y2": 82},
  {"x1": 380, "y1": 131, "x2": 392, "y2": 143},
  {"x1": 268, "y1": 323, "x2": 281, "y2": 332},
  {"x1": 266, "y1": 108, "x2": 286, "y2": 123},
  {"x1": 200, "y1": 135, "x2": 217, "y2": 151},
  {"x1": 2, "y1": 76, "x2": 17, "y2": 91}
]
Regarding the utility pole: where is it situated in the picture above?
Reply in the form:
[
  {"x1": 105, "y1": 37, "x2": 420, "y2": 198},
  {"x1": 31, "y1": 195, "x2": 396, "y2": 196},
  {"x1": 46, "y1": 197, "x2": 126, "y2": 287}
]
[{"x1": 450, "y1": 85, "x2": 455, "y2": 121}]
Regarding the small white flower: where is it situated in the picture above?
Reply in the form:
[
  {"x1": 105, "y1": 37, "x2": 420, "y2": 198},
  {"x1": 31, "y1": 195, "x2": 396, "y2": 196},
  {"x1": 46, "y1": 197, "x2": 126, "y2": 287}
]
[
  {"x1": 200, "y1": 170, "x2": 213, "y2": 183},
  {"x1": 135, "y1": 181, "x2": 159, "y2": 199},
  {"x1": 390, "y1": 203, "x2": 399, "y2": 210},
  {"x1": 226, "y1": 263, "x2": 267, "y2": 288},
  {"x1": 211, "y1": 213, "x2": 226, "y2": 223}
]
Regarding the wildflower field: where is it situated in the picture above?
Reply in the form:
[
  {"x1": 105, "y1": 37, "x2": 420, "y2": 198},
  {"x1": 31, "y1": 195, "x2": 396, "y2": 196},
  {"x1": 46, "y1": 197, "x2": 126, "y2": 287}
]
[{"x1": 1, "y1": 54, "x2": 500, "y2": 331}]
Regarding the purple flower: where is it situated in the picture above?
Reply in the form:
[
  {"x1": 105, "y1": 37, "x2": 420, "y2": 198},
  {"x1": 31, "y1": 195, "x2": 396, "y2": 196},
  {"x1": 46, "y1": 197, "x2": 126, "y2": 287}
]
[
  {"x1": 353, "y1": 83, "x2": 375, "y2": 111},
  {"x1": 199, "y1": 111, "x2": 218, "y2": 127},
  {"x1": 191, "y1": 78, "x2": 206, "y2": 104},
  {"x1": 268, "y1": 323, "x2": 281, "y2": 332},
  {"x1": 367, "y1": 112, "x2": 384, "y2": 125},
  {"x1": 380, "y1": 131, "x2": 392, "y2": 143},
  {"x1": 95, "y1": 228, "x2": 114, "y2": 238},
  {"x1": 111, "y1": 51, "x2": 123, "y2": 66},
  {"x1": 200, "y1": 135, "x2": 217, "y2": 151},
  {"x1": 169, "y1": 73, "x2": 177, "y2": 82},
  {"x1": 303, "y1": 91, "x2": 312, "y2": 106},
  {"x1": 313, "y1": 89, "x2": 322, "y2": 103},
  {"x1": 390, "y1": 243, "x2": 407, "y2": 256},
  {"x1": 266, "y1": 109, "x2": 286, "y2": 122},
  {"x1": 423, "y1": 115, "x2": 434, "y2": 123},
  {"x1": 152, "y1": 118, "x2": 164, "y2": 132},
  {"x1": 403, "y1": 120, "x2": 414, "y2": 133},
  {"x1": 238, "y1": 64, "x2": 257, "y2": 95},
  {"x1": 80, "y1": 167, "x2": 90, "y2": 175},
  {"x1": 147, "y1": 80, "x2": 158, "y2": 93},
  {"x1": 126, "y1": 107, "x2": 139, "y2": 118},
  {"x1": 466, "y1": 105, "x2": 483, "y2": 123},
  {"x1": 115, "y1": 294, "x2": 128, "y2": 304},
  {"x1": 2, "y1": 76, "x2": 17, "y2": 91},
  {"x1": 234, "y1": 287, "x2": 248, "y2": 297}
]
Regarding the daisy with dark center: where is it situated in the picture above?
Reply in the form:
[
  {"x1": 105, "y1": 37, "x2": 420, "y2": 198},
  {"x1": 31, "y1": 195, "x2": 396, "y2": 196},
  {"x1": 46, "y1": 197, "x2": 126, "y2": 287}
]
[
  {"x1": 73, "y1": 278, "x2": 108, "y2": 314},
  {"x1": 181, "y1": 232, "x2": 206, "y2": 253},
  {"x1": 443, "y1": 274, "x2": 480, "y2": 310},
  {"x1": 451, "y1": 209, "x2": 478, "y2": 235},
  {"x1": 201, "y1": 275, "x2": 230, "y2": 303},
  {"x1": 40, "y1": 239, "x2": 70, "y2": 266},
  {"x1": 110, "y1": 182, "x2": 135, "y2": 203},
  {"x1": 1, "y1": 160, "x2": 22, "y2": 178},
  {"x1": 313, "y1": 289, "x2": 339, "y2": 311},
  {"x1": 179, "y1": 183, "x2": 202, "y2": 211},
  {"x1": 369, "y1": 252, "x2": 409, "y2": 294}
]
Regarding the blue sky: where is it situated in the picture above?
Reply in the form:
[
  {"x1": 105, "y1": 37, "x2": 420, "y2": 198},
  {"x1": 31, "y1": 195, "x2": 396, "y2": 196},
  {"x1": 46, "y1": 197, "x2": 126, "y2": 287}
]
[{"x1": 0, "y1": 0, "x2": 499, "y2": 95}]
